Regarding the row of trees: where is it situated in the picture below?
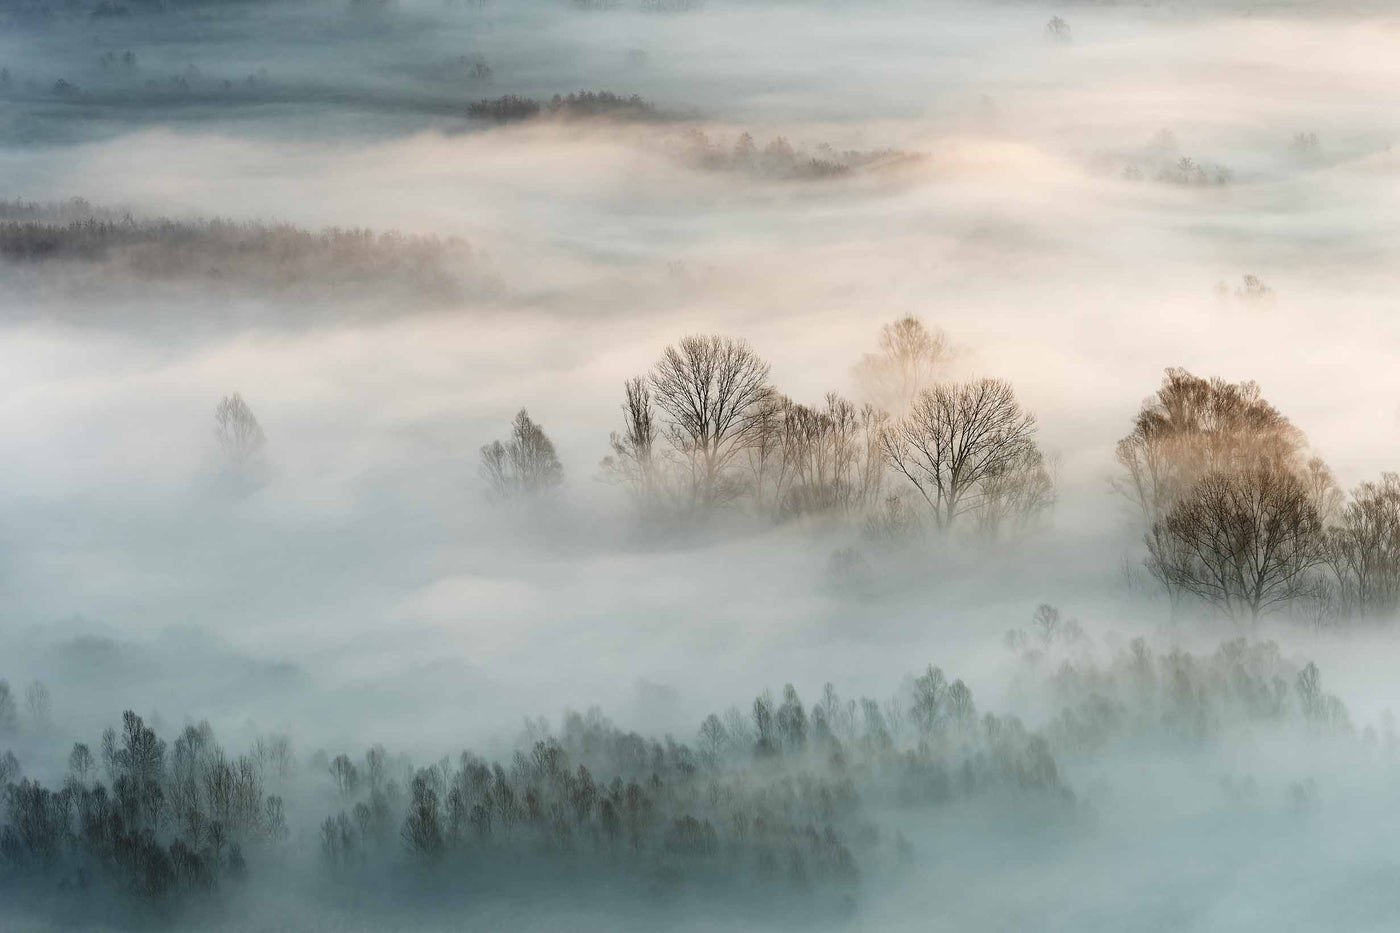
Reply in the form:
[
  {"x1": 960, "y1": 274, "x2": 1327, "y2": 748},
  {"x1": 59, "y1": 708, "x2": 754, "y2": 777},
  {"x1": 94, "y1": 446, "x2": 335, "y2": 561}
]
[
  {"x1": 7, "y1": 624, "x2": 1385, "y2": 917},
  {"x1": 483, "y1": 318, "x2": 1056, "y2": 540},
  {"x1": 3, "y1": 657, "x2": 1071, "y2": 915},
  {"x1": 207, "y1": 328, "x2": 1400, "y2": 629},
  {"x1": 317, "y1": 664, "x2": 1069, "y2": 899},
  {"x1": 480, "y1": 327, "x2": 1397, "y2": 626},
  {"x1": 466, "y1": 91, "x2": 659, "y2": 122},
  {"x1": 1116, "y1": 368, "x2": 1400, "y2": 624},
  {"x1": 0, "y1": 202, "x2": 494, "y2": 307}
]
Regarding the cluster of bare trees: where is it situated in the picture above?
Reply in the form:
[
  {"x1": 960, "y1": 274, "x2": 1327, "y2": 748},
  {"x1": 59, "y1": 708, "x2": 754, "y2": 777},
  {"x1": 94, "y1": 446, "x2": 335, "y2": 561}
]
[
  {"x1": 1118, "y1": 368, "x2": 1400, "y2": 625},
  {"x1": 646, "y1": 334, "x2": 774, "y2": 510},
  {"x1": 599, "y1": 354, "x2": 888, "y2": 523},
  {"x1": 477, "y1": 317, "x2": 1052, "y2": 542},
  {"x1": 590, "y1": 319, "x2": 1054, "y2": 539},
  {"x1": 1325, "y1": 474, "x2": 1400, "y2": 619},
  {"x1": 675, "y1": 129, "x2": 925, "y2": 182}
]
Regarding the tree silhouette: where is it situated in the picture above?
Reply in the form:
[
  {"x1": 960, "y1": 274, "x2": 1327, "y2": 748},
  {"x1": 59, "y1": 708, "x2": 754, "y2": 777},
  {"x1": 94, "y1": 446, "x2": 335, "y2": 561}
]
[
  {"x1": 648, "y1": 334, "x2": 772, "y2": 511},
  {"x1": 25, "y1": 682, "x2": 51, "y2": 730},
  {"x1": 599, "y1": 376, "x2": 664, "y2": 512},
  {"x1": 0, "y1": 681, "x2": 16, "y2": 733},
  {"x1": 68, "y1": 743, "x2": 95, "y2": 785},
  {"x1": 1045, "y1": 16, "x2": 1071, "y2": 42},
  {"x1": 1326, "y1": 473, "x2": 1400, "y2": 620},
  {"x1": 214, "y1": 393, "x2": 267, "y2": 476},
  {"x1": 479, "y1": 409, "x2": 565, "y2": 502},
  {"x1": 881, "y1": 378, "x2": 1048, "y2": 532},
  {"x1": 1147, "y1": 466, "x2": 1327, "y2": 623},
  {"x1": 852, "y1": 316, "x2": 952, "y2": 415}
]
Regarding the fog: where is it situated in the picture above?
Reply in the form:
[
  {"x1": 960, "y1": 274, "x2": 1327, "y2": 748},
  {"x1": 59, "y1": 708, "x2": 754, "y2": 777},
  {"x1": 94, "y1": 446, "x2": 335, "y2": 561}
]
[{"x1": 3, "y1": 0, "x2": 1400, "y2": 929}]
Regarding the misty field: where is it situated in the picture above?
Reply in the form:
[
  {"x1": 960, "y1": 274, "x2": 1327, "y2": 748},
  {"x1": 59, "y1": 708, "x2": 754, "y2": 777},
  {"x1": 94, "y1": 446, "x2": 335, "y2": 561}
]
[{"x1": 3, "y1": 0, "x2": 1400, "y2": 930}]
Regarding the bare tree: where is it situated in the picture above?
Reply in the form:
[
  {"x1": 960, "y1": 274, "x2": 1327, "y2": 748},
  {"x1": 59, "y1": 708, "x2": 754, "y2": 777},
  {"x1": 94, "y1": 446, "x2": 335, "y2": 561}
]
[
  {"x1": 697, "y1": 713, "x2": 727, "y2": 766},
  {"x1": 744, "y1": 389, "x2": 795, "y2": 517},
  {"x1": 479, "y1": 408, "x2": 564, "y2": 502},
  {"x1": 1303, "y1": 456, "x2": 1343, "y2": 525},
  {"x1": 1146, "y1": 466, "x2": 1327, "y2": 623},
  {"x1": 972, "y1": 448, "x2": 1057, "y2": 538},
  {"x1": 329, "y1": 753, "x2": 360, "y2": 796},
  {"x1": 1030, "y1": 604, "x2": 1061, "y2": 646},
  {"x1": 215, "y1": 393, "x2": 267, "y2": 474},
  {"x1": 881, "y1": 378, "x2": 1047, "y2": 532},
  {"x1": 1326, "y1": 473, "x2": 1400, "y2": 620},
  {"x1": 599, "y1": 377, "x2": 665, "y2": 512},
  {"x1": 68, "y1": 743, "x2": 94, "y2": 785},
  {"x1": 25, "y1": 682, "x2": 51, "y2": 731},
  {"x1": 1044, "y1": 16, "x2": 1071, "y2": 42},
  {"x1": 909, "y1": 664, "x2": 947, "y2": 738},
  {"x1": 853, "y1": 316, "x2": 952, "y2": 415},
  {"x1": 851, "y1": 402, "x2": 890, "y2": 513},
  {"x1": 770, "y1": 393, "x2": 888, "y2": 521},
  {"x1": 0, "y1": 680, "x2": 16, "y2": 734},
  {"x1": 403, "y1": 771, "x2": 444, "y2": 858},
  {"x1": 778, "y1": 397, "x2": 839, "y2": 518},
  {"x1": 735, "y1": 390, "x2": 891, "y2": 524},
  {"x1": 648, "y1": 334, "x2": 772, "y2": 510},
  {"x1": 947, "y1": 680, "x2": 975, "y2": 727}
]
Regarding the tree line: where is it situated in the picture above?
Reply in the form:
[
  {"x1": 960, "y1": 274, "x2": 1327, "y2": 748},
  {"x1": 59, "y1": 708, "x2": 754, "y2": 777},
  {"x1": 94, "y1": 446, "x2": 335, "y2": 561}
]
[
  {"x1": 674, "y1": 129, "x2": 925, "y2": 182},
  {"x1": 6, "y1": 620, "x2": 1383, "y2": 921},
  {"x1": 0, "y1": 710, "x2": 289, "y2": 917},
  {"x1": 1004, "y1": 606, "x2": 1360, "y2": 753},
  {"x1": 483, "y1": 318, "x2": 1056, "y2": 544},
  {"x1": 480, "y1": 320, "x2": 1399, "y2": 627},
  {"x1": 316, "y1": 666, "x2": 1068, "y2": 899},
  {"x1": 0, "y1": 201, "x2": 495, "y2": 306},
  {"x1": 466, "y1": 91, "x2": 661, "y2": 123},
  {"x1": 1, "y1": 653, "x2": 1071, "y2": 918}
]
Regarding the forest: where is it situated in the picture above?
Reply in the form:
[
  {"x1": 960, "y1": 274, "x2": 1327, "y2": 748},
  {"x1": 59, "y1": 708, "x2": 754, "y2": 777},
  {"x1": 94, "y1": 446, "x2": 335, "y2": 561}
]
[
  {"x1": 0, "y1": 628, "x2": 1370, "y2": 923},
  {"x1": 3, "y1": 0, "x2": 1400, "y2": 930}
]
